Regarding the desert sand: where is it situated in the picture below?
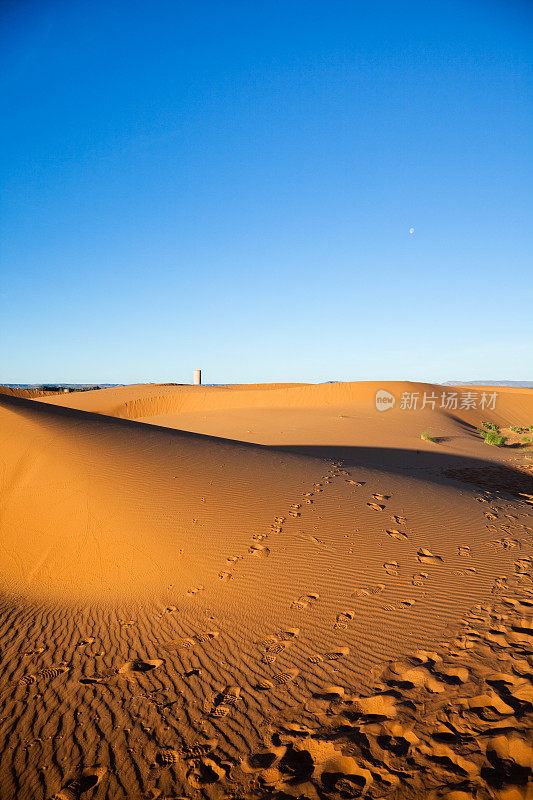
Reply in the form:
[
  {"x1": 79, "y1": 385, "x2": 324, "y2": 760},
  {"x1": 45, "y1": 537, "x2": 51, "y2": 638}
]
[{"x1": 0, "y1": 381, "x2": 532, "y2": 800}]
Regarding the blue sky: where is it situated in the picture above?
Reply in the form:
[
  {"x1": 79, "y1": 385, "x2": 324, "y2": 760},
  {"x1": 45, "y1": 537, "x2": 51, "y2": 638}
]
[{"x1": 1, "y1": 0, "x2": 532, "y2": 384}]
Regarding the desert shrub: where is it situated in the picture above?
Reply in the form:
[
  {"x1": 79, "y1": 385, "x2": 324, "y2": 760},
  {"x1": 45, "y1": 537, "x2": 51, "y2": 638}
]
[
  {"x1": 421, "y1": 431, "x2": 437, "y2": 443},
  {"x1": 483, "y1": 431, "x2": 507, "y2": 447},
  {"x1": 482, "y1": 421, "x2": 499, "y2": 432}
]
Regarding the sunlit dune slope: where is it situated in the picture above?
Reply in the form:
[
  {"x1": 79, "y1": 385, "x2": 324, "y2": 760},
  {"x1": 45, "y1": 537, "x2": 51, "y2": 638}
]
[
  {"x1": 0, "y1": 385, "x2": 59, "y2": 399},
  {"x1": 0, "y1": 393, "x2": 324, "y2": 602},
  {"x1": 43, "y1": 380, "x2": 533, "y2": 453},
  {"x1": 1, "y1": 384, "x2": 532, "y2": 800}
]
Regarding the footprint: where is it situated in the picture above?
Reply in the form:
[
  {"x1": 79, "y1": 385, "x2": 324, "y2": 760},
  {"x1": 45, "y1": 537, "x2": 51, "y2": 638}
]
[
  {"x1": 218, "y1": 571, "x2": 232, "y2": 581},
  {"x1": 184, "y1": 739, "x2": 220, "y2": 759},
  {"x1": 352, "y1": 584, "x2": 385, "y2": 597},
  {"x1": 177, "y1": 637, "x2": 196, "y2": 649},
  {"x1": 367, "y1": 503, "x2": 385, "y2": 512},
  {"x1": 20, "y1": 665, "x2": 69, "y2": 688},
  {"x1": 382, "y1": 600, "x2": 415, "y2": 611},
  {"x1": 280, "y1": 627, "x2": 300, "y2": 640},
  {"x1": 255, "y1": 678, "x2": 275, "y2": 690},
  {"x1": 38, "y1": 665, "x2": 70, "y2": 681},
  {"x1": 392, "y1": 515, "x2": 406, "y2": 525},
  {"x1": 412, "y1": 572, "x2": 428, "y2": 587},
  {"x1": 271, "y1": 668, "x2": 299, "y2": 685},
  {"x1": 18, "y1": 674, "x2": 36, "y2": 687},
  {"x1": 226, "y1": 555, "x2": 242, "y2": 564},
  {"x1": 187, "y1": 585, "x2": 206, "y2": 595},
  {"x1": 249, "y1": 544, "x2": 270, "y2": 558},
  {"x1": 209, "y1": 704, "x2": 230, "y2": 718},
  {"x1": 457, "y1": 545, "x2": 471, "y2": 557},
  {"x1": 491, "y1": 537, "x2": 520, "y2": 550},
  {"x1": 265, "y1": 641, "x2": 289, "y2": 655},
  {"x1": 323, "y1": 646, "x2": 350, "y2": 661},
  {"x1": 373, "y1": 493, "x2": 391, "y2": 501},
  {"x1": 158, "y1": 739, "x2": 218, "y2": 765},
  {"x1": 383, "y1": 561, "x2": 399, "y2": 576},
  {"x1": 49, "y1": 767, "x2": 107, "y2": 800},
  {"x1": 417, "y1": 548, "x2": 444, "y2": 565},
  {"x1": 218, "y1": 684, "x2": 241, "y2": 705},
  {"x1": 433, "y1": 664, "x2": 470, "y2": 684},
  {"x1": 256, "y1": 635, "x2": 279, "y2": 648},
  {"x1": 333, "y1": 610, "x2": 355, "y2": 630},
  {"x1": 491, "y1": 576, "x2": 508, "y2": 593},
  {"x1": 351, "y1": 587, "x2": 371, "y2": 598},
  {"x1": 157, "y1": 749, "x2": 182, "y2": 764},
  {"x1": 290, "y1": 593, "x2": 319, "y2": 610},
  {"x1": 387, "y1": 529, "x2": 408, "y2": 541},
  {"x1": 24, "y1": 646, "x2": 45, "y2": 656},
  {"x1": 313, "y1": 685, "x2": 345, "y2": 699},
  {"x1": 514, "y1": 557, "x2": 532, "y2": 575},
  {"x1": 193, "y1": 631, "x2": 219, "y2": 644},
  {"x1": 117, "y1": 659, "x2": 164, "y2": 675}
]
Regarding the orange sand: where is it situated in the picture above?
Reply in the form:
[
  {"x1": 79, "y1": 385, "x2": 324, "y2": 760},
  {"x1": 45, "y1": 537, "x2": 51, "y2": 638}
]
[{"x1": 0, "y1": 381, "x2": 532, "y2": 799}]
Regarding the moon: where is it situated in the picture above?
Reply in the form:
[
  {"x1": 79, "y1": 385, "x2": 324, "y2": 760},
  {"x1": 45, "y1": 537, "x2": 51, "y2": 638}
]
[{"x1": 409, "y1": 227, "x2": 414, "y2": 235}]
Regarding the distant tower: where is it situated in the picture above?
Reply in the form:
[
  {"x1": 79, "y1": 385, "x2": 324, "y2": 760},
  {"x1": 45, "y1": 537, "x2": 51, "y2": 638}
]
[{"x1": 193, "y1": 369, "x2": 201, "y2": 385}]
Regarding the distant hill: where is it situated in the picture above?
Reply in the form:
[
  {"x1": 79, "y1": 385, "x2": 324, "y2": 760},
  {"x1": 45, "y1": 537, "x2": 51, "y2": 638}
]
[
  {"x1": 2, "y1": 383, "x2": 121, "y2": 389},
  {"x1": 442, "y1": 380, "x2": 533, "y2": 388}
]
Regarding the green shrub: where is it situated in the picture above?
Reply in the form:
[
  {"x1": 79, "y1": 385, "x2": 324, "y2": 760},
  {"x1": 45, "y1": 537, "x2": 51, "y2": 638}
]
[
  {"x1": 421, "y1": 431, "x2": 437, "y2": 443},
  {"x1": 483, "y1": 431, "x2": 507, "y2": 447},
  {"x1": 482, "y1": 421, "x2": 499, "y2": 432}
]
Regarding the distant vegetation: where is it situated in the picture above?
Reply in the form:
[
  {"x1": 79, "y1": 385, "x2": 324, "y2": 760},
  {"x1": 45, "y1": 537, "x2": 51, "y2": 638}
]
[
  {"x1": 482, "y1": 431, "x2": 507, "y2": 447},
  {"x1": 477, "y1": 422, "x2": 506, "y2": 446},
  {"x1": 38, "y1": 385, "x2": 102, "y2": 393},
  {"x1": 475, "y1": 421, "x2": 533, "y2": 448},
  {"x1": 420, "y1": 431, "x2": 437, "y2": 443}
]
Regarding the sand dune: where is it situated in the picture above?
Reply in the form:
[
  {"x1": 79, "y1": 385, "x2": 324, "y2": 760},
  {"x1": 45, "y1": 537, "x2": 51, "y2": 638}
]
[
  {"x1": 0, "y1": 382, "x2": 532, "y2": 799},
  {"x1": 0, "y1": 385, "x2": 60, "y2": 399}
]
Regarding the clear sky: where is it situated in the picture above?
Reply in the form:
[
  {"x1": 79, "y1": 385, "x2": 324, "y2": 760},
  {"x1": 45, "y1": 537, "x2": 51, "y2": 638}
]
[{"x1": 1, "y1": 0, "x2": 532, "y2": 385}]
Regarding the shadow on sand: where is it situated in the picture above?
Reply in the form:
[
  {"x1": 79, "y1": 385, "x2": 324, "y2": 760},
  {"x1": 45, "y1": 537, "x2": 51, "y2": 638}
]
[
  {"x1": 272, "y1": 444, "x2": 533, "y2": 498},
  {"x1": 1, "y1": 392, "x2": 532, "y2": 500}
]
